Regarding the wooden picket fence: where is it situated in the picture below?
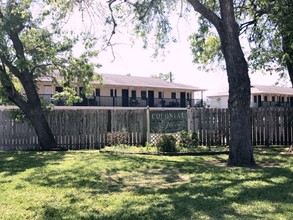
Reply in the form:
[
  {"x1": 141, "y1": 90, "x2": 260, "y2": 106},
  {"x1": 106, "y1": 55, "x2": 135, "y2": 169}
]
[
  {"x1": 193, "y1": 108, "x2": 230, "y2": 146},
  {"x1": 191, "y1": 107, "x2": 293, "y2": 146},
  {"x1": 0, "y1": 108, "x2": 147, "y2": 150},
  {"x1": 251, "y1": 108, "x2": 293, "y2": 146},
  {"x1": 1, "y1": 107, "x2": 293, "y2": 150}
]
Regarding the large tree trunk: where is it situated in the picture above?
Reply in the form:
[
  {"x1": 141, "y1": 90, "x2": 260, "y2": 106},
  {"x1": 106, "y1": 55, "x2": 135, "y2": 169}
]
[
  {"x1": 187, "y1": 0, "x2": 255, "y2": 166},
  {"x1": 286, "y1": 61, "x2": 293, "y2": 88},
  {"x1": 0, "y1": 70, "x2": 58, "y2": 150},
  {"x1": 224, "y1": 45, "x2": 255, "y2": 166},
  {"x1": 19, "y1": 78, "x2": 57, "y2": 150},
  {"x1": 21, "y1": 102, "x2": 58, "y2": 151},
  {"x1": 282, "y1": 36, "x2": 293, "y2": 88},
  {"x1": 218, "y1": 1, "x2": 255, "y2": 166},
  {"x1": 4, "y1": 93, "x2": 57, "y2": 151}
]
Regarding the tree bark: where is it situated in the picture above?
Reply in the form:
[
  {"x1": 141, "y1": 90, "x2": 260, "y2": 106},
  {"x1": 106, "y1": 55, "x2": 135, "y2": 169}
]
[
  {"x1": 287, "y1": 61, "x2": 293, "y2": 88},
  {"x1": 282, "y1": 36, "x2": 293, "y2": 88},
  {"x1": 0, "y1": 67, "x2": 57, "y2": 150},
  {"x1": 18, "y1": 78, "x2": 57, "y2": 150},
  {"x1": 222, "y1": 35, "x2": 255, "y2": 166},
  {"x1": 219, "y1": 0, "x2": 255, "y2": 166},
  {"x1": 188, "y1": 0, "x2": 255, "y2": 166},
  {"x1": 21, "y1": 101, "x2": 58, "y2": 151}
]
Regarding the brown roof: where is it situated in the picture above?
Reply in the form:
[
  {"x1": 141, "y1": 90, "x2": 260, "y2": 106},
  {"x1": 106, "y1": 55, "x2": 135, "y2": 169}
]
[
  {"x1": 251, "y1": 85, "x2": 293, "y2": 95},
  {"x1": 208, "y1": 85, "x2": 293, "y2": 97},
  {"x1": 93, "y1": 74, "x2": 205, "y2": 91}
]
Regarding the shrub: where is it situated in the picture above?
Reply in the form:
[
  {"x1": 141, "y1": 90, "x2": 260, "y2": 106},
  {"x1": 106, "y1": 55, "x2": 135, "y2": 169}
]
[
  {"x1": 191, "y1": 132, "x2": 199, "y2": 147},
  {"x1": 156, "y1": 134, "x2": 177, "y2": 152},
  {"x1": 178, "y1": 131, "x2": 199, "y2": 148}
]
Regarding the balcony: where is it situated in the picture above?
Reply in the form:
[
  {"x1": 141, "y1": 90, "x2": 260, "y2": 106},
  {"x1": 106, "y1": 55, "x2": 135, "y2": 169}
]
[
  {"x1": 258, "y1": 101, "x2": 293, "y2": 108},
  {"x1": 39, "y1": 94, "x2": 204, "y2": 108}
]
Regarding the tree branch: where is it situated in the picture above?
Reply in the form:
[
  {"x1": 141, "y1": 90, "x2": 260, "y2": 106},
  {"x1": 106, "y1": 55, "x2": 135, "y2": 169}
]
[
  {"x1": 0, "y1": 56, "x2": 22, "y2": 78},
  {"x1": 239, "y1": 8, "x2": 268, "y2": 35},
  {"x1": 137, "y1": 0, "x2": 157, "y2": 21},
  {"x1": 0, "y1": 60, "x2": 28, "y2": 108},
  {"x1": 107, "y1": 0, "x2": 118, "y2": 45},
  {"x1": 0, "y1": 5, "x2": 30, "y2": 76},
  {"x1": 187, "y1": 0, "x2": 222, "y2": 31},
  {"x1": 239, "y1": 19, "x2": 257, "y2": 34}
]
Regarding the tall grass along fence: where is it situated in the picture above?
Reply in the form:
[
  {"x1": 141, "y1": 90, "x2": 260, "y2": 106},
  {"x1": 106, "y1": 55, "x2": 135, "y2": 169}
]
[{"x1": 1, "y1": 107, "x2": 293, "y2": 150}]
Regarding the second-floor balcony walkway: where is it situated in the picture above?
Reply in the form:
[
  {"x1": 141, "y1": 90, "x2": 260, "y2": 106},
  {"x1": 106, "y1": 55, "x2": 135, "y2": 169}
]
[{"x1": 40, "y1": 94, "x2": 204, "y2": 108}]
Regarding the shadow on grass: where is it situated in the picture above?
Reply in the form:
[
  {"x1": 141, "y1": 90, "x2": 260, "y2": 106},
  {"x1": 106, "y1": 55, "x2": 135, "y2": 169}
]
[
  {"x1": 92, "y1": 154, "x2": 293, "y2": 219},
  {"x1": 0, "y1": 151, "x2": 66, "y2": 177},
  {"x1": 4, "y1": 151, "x2": 292, "y2": 219}
]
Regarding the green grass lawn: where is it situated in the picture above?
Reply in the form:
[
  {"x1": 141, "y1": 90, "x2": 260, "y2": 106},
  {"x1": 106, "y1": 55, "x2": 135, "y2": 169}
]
[{"x1": 0, "y1": 147, "x2": 292, "y2": 220}]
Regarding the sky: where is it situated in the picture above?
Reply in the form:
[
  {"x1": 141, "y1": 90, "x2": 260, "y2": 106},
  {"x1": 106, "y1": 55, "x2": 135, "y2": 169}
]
[
  {"x1": 97, "y1": 36, "x2": 283, "y2": 96},
  {"x1": 66, "y1": 4, "x2": 287, "y2": 97}
]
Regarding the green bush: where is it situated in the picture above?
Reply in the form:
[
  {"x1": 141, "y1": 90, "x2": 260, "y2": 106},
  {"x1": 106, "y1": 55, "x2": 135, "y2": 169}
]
[
  {"x1": 178, "y1": 131, "x2": 199, "y2": 148},
  {"x1": 156, "y1": 134, "x2": 177, "y2": 152},
  {"x1": 191, "y1": 132, "x2": 199, "y2": 146}
]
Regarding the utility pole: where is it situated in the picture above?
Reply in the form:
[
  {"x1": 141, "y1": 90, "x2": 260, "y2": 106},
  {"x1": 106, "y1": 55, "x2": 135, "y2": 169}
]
[{"x1": 169, "y1": 72, "x2": 173, "y2": 83}]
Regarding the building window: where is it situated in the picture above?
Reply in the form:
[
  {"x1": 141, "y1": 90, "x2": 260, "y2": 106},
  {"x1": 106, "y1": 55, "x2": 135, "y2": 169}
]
[
  {"x1": 110, "y1": 89, "x2": 117, "y2": 97},
  {"x1": 264, "y1": 96, "x2": 268, "y2": 102},
  {"x1": 131, "y1": 90, "x2": 136, "y2": 99},
  {"x1": 272, "y1": 96, "x2": 275, "y2": 102},
  {"x1": 158, "y1": 92, "x2": 163, "y2": 99},
  {"x1": 187, "y1": 93, "x2": 190, "y2": 100},
  {"x1": 56, "y1": 86, "x2": 63, "y2": 93},
  {"x1": 141, "y1": 91, "x2": 146, "y2": 100},
  {"x1": 171, "y1": 92, "x2": 176, "y2": 99},
  {"x1": 282, "y1": 97, "x2": 285, "y2": 102},
  {"x1": 253, "y1": 95, "x2": 257, "y2": 103}
]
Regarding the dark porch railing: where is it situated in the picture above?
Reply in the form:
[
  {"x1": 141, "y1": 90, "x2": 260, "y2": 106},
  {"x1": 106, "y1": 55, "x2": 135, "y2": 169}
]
[
  {"x1": 39, "y1": 94, "x2": 204, "y2": 108},
  {"x1": 258, "y1": 101, "x2": 293, "y2": 108}
]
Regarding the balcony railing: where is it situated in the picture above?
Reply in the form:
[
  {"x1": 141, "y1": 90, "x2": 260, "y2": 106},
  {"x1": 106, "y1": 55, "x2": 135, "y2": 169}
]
[
  {"x1": 259, "y1": 101, "x2": 293, "y2": 108},
  {"x1": 39, "y1": 94, "x2": 204, "y2": 108}
]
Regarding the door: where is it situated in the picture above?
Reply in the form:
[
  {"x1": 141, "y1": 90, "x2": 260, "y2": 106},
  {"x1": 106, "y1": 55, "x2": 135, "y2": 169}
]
[
  {"x1": 43, "y1": 85, "x2": 52, "y2": 102},
  {"x1": 180, "y1": 92, "x2": 186, "y2": 107},
  {"x1": 258, "y1": 95, "x2": 261, "y2": 107},
  {"x1": 122, "y1": 89, "x2": 129, "y2": 107},
  {"x1": 148, "y1": 91, "x2": 154, "y2": 107}
]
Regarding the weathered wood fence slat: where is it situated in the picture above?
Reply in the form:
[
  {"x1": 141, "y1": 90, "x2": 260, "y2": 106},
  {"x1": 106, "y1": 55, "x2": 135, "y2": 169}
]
[
  {"x1": 0, "y1": 108, "x2": 147, "y2": 150},
  {"x1": 193, "y1": 107, "x2": 293, "y2": 146},
  {"x1": 1, "y1": 107, "x2": 293, "y2": 150}
]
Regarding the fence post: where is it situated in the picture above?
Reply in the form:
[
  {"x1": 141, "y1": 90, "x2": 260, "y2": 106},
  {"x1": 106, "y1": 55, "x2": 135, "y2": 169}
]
[
  {"x1": 193, "y1": 109, "x2": 199, "y2": 133},
  {"x1": 187, "y1": 106, "x2": 192, "y2": 132},
  {"x1": 146, "y1": 106, "x2": 151, "y2": 144}
]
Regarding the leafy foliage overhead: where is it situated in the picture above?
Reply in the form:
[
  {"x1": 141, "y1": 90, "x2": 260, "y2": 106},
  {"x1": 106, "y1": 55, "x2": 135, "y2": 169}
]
[
  {"x1": 0, "y1": 0, "x2": 101, "y2": 103},
  {"x1": 105, "y1": 0, "x2": 293, "y2": 81}
]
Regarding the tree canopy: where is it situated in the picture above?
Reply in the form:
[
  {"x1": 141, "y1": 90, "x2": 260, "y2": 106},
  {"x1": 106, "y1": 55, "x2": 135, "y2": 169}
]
[
  {"x1": 246, "y1": 0, "x2": 293, "y2": 86},
  {"x1": 0, "y1": 0, "x2": 99, "y2": 149},
  {"x1": 186, "y1": 0, "x2": 293, "y2": 85}
]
